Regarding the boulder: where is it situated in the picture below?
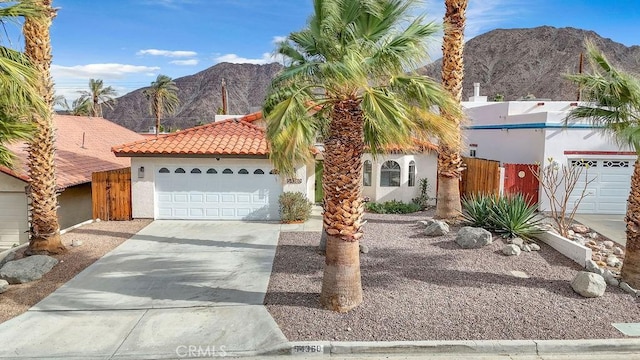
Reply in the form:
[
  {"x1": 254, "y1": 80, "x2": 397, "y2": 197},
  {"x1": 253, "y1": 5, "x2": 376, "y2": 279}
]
[
  {"x1": 620, "y1": 282, "x2": 638, "y2": 296},
  {"x1": 0, "y1": 279, "x2": 8, "y2": 294},
  {"x1": 571, "y1": 224, "x2": 590, "y2": 234},
  {"x1": 511, "y1": 238, "x2": 525, "y2": 249},
  {"x1": 502, "y1": 244, "x2": 521, "y2": 256},
  {"x1": 571, "y1": 271, "x2": 606, "y2": 298},
  {"x1": 359, "y1": 244, "x2": 369, "y2": 254},
  {"x1": 456, "y1": 227, "x2": 493, "y2": 249},
  {"x1": 522, "y1": 245, "x2": 531, "y2": 252},
  {"x1": 529, "y1": 243, "x2": 541, "y2": 251},
  {"x1": 585, "y1": 259, "x2": 605, "y2": 276},
  {"x1": 0, "y1": 255, "x2": 59, "y2": 284},
  {"x1": 0, "y1": 252, "x2": 16, "y2": 269},
  {"x1": 418, "y1": 218, "x2": 436, "y2": 227},
  {"x1": 424, "y1": 221, "x2": 450, "y2": 236},
  {"x1": 603, "y1": 270, "x2": 620, "y2": 287}
]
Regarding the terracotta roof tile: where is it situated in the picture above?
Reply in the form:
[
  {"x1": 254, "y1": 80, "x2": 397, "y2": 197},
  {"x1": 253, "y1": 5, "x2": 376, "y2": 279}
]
[
  {"x1": 112, "y1": 119, "x2": 269, "y2": 157},
  {"x1": 2, "y1": 115, "x2": 145, "y2": 189}
]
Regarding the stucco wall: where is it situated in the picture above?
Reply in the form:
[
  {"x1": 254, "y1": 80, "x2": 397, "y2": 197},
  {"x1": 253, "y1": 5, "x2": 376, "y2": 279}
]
[
  {"x1": 130, "y1": 157, "x2": 309, "y2": 219},
  {"x1": 0, "y1": 173, "x2": 28, "y2": 248},
  {"x1": 0, "y1": 172, "x2": 27, "y2": 192},
  {"x1": 58, "y1": 183, "x2": 92, "y2": 230},
  {"x1": 362, "y1": 153, "x2": 437, "y2": 204}
]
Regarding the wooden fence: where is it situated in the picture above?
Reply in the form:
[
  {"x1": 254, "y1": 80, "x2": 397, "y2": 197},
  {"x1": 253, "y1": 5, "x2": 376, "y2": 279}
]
[
  {"x1": 459, "y1": 156, "x2": 501, "y2": 197},
  {"x1": 92, "y1": 167, "x2": 132, "y2": 221}
]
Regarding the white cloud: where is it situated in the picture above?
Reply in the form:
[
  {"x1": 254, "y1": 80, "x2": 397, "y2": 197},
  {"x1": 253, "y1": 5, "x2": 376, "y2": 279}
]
[
  {"x1": 137, "y1": 49, "x2": 198, "y2": 57},
  {"x1": 170, "y1": 59, "x2": 199, "y2": 66},
  {"x1": 51, "y1": 63, "x2": 160, "y2": 79},
  {"x1": 214, "y1": 52, "x2": 280, "y2": 65},
  {"x1": 272, "y1": 35, "x2": 287, "y2": 44}
]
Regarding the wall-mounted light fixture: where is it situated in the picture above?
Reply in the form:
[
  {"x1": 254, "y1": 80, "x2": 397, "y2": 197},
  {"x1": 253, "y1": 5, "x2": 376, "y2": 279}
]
[{"x1": 138, "y1": 166, "x2": 145, "y2": 178}]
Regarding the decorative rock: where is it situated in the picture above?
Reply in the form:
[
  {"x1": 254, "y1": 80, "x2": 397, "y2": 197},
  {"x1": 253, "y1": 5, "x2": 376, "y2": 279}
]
[
  {"x1": 511, "y1": 238, "x2": 525, "y2": 249},
  {"x1": 603, "y1": 240, "x2": 614, "y2": 249},
  {"x1": 567, "y1": 230, "x2": 576, "y2": 238},
  {"x1": 571, "y1": 224, "x2": 590, "y2": 234},
  {"x1": 455, "y1": 227, "x2": 493, "y2": 249},
  {"x1": 424, "y1": 221, "x2": 450, "y2": 236},
  {"x1": 573, "y1": 238, "x2": 586, "y2": 246},
  {"x1": 596, "y1": 260, "x2": 608, "y2": 268},
  {"x1": 571, "y1": 271, "x2": 606, "y2": 298},
  {"x1": 620, "y1": 282, "x2": 638, "y2": 296},
  {"x1": 502, "y1": 244, "x2": 521, "y2": 256},
  {"x1": 0, "y1": 252, "x2": 16, "y2": 269},
  {"x1": 0, "y1": 255, "x2": 59, "y2": 284},
  {"x1": 529, "y1": 243, "x2": 541, "y2": 251},
  {"x1": 522, "y1": 245, "x2": 531, "y2": 252},
  {"x1": 585, "y1": 260, "x2": 604, "y2": 276},
  {"x1": 588, "y1": 232, "x2": 599, "y2": 239},
  {"x1": 359, "y1": 244, "x2": 369, "y2": 254},
  {"x1": 418, "y1": 218, "x2": 435, "y2": 227},
  {"x1": 606, "y1": 255, "x2": 622, "y2": 268},
  {"x1": 603, "y1": 270, "x2": 620, "y2": 287},
  {"x1": 71, "y1": 239, "x2": 83, "y2": 247},
  {"x1": 0, "y1": 279, "x2": 8, "y2": 294},
  {"x1": 614, "y1": 247, "x2": 624, "y2": 256},
  {"x1": 587, "y1": 240, "x2": 598, "y2": 247}
]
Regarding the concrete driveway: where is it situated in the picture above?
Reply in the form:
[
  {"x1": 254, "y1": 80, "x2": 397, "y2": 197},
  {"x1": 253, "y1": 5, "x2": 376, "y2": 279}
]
[
  {"x1": 573, "y1": 214, "x2": 627, "y2": 246},
  {"x1": 0, "y1": 221, "x2": 288, "y2": 359}
]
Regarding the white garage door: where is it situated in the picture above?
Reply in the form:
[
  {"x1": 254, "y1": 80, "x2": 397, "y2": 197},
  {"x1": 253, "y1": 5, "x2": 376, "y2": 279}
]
[
  {"x1": 569, "y1": 159, "x2": 634, "y2": 214},
  {"x1": 0, "y1": 192, "x2": 29, "y2": 249},
  {"x1": 155, "y1": 165, "x2": 282, "y2": 220}
]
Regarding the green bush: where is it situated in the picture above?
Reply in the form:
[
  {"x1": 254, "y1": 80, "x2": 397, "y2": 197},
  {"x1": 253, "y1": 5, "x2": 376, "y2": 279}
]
[
  {"x1": 411, "y1": 178, "x2": 433, "y2": 210},
  {"x1": 462, "y1": 193, "x2": 542, "y2": 240},
  {"x1": 366, "y1": 200, "x2": 421, "y2": 214},
  {"x1": 279, "y1": 192, "x2": 312, "y2": 223}
]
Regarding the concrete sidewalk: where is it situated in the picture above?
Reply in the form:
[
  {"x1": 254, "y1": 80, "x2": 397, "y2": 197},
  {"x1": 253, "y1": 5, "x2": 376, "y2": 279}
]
[
  {"x1": 573, "y1": 214, "x2": 626, "y2": 246},
  {"x1": 0, "y1": 221, "x2": 288, "y2": 359}
]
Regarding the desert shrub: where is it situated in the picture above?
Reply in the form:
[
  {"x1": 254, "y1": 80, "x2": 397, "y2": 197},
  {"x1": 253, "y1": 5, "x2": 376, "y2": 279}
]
[
  {"x1": 462, "y1": 193, "x2": 542, "y2": 240},
  {"x1": 366, "y1": 200, "x2": 421, "y2": 214},
  {"x1": 490, "y1": 193, "x2": 543, "y2": 240},
  {"x1": 411, "y1": 178, "x2": 433, "y2": 210},
  {"x1": 461, "y1": 193, "x2": 496, "y2": 229},
  {"x1": 279, "y1": 192, "x2": 312, "y2": 223}
]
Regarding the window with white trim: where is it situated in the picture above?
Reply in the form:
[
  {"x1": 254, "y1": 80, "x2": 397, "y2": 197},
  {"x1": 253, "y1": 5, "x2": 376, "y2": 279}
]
[
  {"x1": 408, "y1": 161, "x2": 416, "y2": 187},
  {"x1": 363, "y1": 160, "x2": 372, "y2": 186},
  {"x1": 380, "y1": 161, "x2": 401, "y2": 187}
]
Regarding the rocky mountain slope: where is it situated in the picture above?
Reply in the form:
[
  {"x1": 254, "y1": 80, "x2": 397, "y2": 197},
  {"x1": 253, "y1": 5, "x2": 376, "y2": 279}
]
[{"x1": 103, "y1": 26, "x2": 640, "y2": 131}]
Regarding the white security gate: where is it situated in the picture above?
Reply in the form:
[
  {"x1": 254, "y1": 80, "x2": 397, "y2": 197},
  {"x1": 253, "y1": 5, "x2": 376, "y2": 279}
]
[
  {"x1": 155, "y1": 165, "x2": 282, "y2": 220},
  {"x1": 569, "y1": 159, "x2": 634, "y2": 214}
]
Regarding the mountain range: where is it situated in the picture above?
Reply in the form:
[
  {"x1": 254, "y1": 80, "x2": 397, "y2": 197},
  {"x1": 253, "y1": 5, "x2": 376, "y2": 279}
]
[{"x1": 102, "y1": 26, "x2": 640, "y2": 132}]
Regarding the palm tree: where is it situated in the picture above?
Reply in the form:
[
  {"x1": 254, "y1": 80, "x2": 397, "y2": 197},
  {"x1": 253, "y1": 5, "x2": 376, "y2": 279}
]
[
  {"x1": 566, "y1": 41, "x2": 640, "y2": 289},
  {"x1": 23, "y1": 0, "x2": 65, "y2": 254},
  {"x1": 78, "y1": 78, "x2": 117, "y2": 117},
  {"x1": 263, "y1": 0, "x2": 461, "y2": 312},
  {"x1": 143, "y1": 74, "x2": 180, "y2": 137},
  {"x1": 435, "y1": 0, "x2": 468, "y2": 219}
]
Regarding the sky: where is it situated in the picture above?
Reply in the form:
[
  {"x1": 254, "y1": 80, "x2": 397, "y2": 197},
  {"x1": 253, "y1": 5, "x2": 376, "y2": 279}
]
[{"x1": 2, "y1": 0, "x2": 638, "y2": 103}]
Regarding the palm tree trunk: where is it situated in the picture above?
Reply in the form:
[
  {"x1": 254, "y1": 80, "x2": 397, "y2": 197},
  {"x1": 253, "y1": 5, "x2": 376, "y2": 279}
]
[
  {"x1": 319, "y1": 99, "x2": 364, "y2": 312},
  {"x1": 436, "y1": 0, "x2": 467, "y2": 219},
  {"x1": 621, "y1": 158, "x2": 640, "y2": 288},
  {"x1": 23, "y1": 0, "x2": 65, "y2": 255}
]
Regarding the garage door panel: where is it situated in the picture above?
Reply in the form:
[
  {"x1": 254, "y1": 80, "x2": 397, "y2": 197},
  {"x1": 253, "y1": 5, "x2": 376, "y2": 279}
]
[
  {"x1": 205, "y1": 208, "x2": 220, "y2": 217},
  {"x1": 205, "y1": 194, "x2": 219, "y2": 203},
  {"x1": 173, "y1": 193, "x2": 188, "y2": 202},
  {"x1": 569, "y1": 159, "x2": 633, "y2": 215},
  {"x1": 189, "y1": 194, "x2": 204, "y2": 203},
  {"x1": 221, "y1": 194, "x2": 235, "y2": 203},
  {"x1": 189, "y1": 208, "x2": 205, "y2": 217},
  {"x1": 237, "y1": 194, "x2": 251, "y2": 203}
]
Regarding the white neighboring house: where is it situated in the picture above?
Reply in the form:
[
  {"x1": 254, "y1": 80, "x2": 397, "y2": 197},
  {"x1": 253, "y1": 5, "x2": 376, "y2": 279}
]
[
  {"x1": 463, "y1": 84, "x2": 634, "y2": 215},
  {"x1": 113, "y1": 118, "x2": 313, "y2": 221}
]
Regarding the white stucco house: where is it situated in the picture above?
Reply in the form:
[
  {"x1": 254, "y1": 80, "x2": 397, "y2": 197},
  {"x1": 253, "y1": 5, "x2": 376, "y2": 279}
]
[
  {"x1": 113, "y1": 111, "x2": 438, "y2": 221},
  {"x1": 462, "y1": 84, "x2": 634, "y2": 215},
  {"x1": 0, "y1": 115, "x2": 143, "y2": 250}
]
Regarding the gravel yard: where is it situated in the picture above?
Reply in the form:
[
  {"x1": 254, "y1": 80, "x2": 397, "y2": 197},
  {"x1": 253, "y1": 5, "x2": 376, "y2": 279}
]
[
  {"x1": 265, "y1": 211, "x2": 640, "y2": 341},
  {"x1": 0, "y1": 219, "x2": 151, "y2": 324}
]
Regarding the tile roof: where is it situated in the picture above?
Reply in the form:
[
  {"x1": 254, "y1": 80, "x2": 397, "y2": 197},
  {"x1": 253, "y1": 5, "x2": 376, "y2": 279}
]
[
  {"x1": 112, "y1": 119, "x2": 269, "y2": 157},
  {"x1": 235, "y1": 111, "x2": 262, "y2": 123},
  {"x1": 383, "y1": 138, "x2": 439, "y2": 153},
  {"x1": 2, "y1": 115, "x2": 144, "y2": 189}
]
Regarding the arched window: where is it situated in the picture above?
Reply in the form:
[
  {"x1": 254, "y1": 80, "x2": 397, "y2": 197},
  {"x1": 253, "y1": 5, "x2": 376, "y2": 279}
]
[
  {"x1": 206, "y1": 168, "x2": 217, "y2": 174},
  {"x1": 363, "y1": 160, "x2": 372, "y2": 186},
  {"x1": 191, "y1": 168, "x2": 202, "y2": 174},
  {"x1": 408, "y1": 161, "x2": 416, "y2": 187},
  {"x1": 380, "y1": 161, "x2": 400, "y2": 187},
  {"x1": 222, "y1": 168, "x2": 233, "y2": 174},
  {"x1": 254, "y1": 169, "x2": 265, "y2": 174},
  {"x1": 175, "y1": 168, "x2": 185, "y2": 174},
  {"x1": 159, "y1": 167, "x2": 170, "y2": 173},
  {"x1": 238, "y1": 169, "x2": 249, "y2": 174}
]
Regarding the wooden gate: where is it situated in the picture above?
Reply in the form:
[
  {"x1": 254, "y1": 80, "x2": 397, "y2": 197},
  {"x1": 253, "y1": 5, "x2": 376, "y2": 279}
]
[
  {"x1": 503, "y1": 163, "x2": 539, "y2": 206},
  {"x1": 459, "y1": 157, "x2": 501, "y2": 197},
  {"x1": 92, "y1": 168, "x2": 132, "y2": 221}
]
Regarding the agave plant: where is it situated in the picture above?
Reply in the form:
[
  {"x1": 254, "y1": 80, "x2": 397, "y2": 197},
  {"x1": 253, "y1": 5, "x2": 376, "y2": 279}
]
[
  {"x1": 489, "y1": 193, "x2": 542, "y2": 240},
  {"x1": 461, "y1": 193, "x2": 496, "y2": 229}
]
